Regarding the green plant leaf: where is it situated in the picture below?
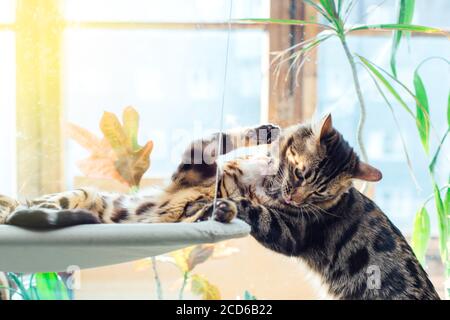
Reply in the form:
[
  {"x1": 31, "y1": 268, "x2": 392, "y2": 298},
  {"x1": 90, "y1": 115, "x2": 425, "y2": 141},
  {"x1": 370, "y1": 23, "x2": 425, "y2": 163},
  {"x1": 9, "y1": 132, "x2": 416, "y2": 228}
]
[
  {"x1": 447, "y1": 90, "x2": 450, "y2": 126},
  {"x1": 303, "y1": 0, "x2": 333, "y2": 23},
  {"x1": 350, "y1": 24, "x2": 444, "y2": 34},
  {"x1": 244, "y1": 290, "x2": 257, "y2": 300},
  {"x1": 35, "y1": 273, "x2": 69, "y2": 300},
  {"x1": 276, "y1": 33, "x2": 334, "y2": 85},
  {"x1": 320, "y1": 0, "x2": 336, "y2": 18},
  {"x1": 390, "y1": 0, "x2": 415, "y2": 77},
  {"x1": 366, "y1": 68, "x2": 419, "y2": 188},
  {"x1": 358, "y1": 55, "x2": 414, "y2": 117},
  {"x1": 411, "y1": 207, "x2": 430, "y2": 266},
  {"x1": 433, "y1": 183, "x2": 448, "y2": 263},
  {"x1": 445, "y1": 180, "x2": 450, "y2": 215},
  {"x1": 28, "y1": 287, "x2": 40, "y2": 300},
  {"x1": 337, "y1": 0, "x2": 344, "y2": 15},
  {"x1": 7, "y1": 273, "x2": 31, "y2": 300},
  {"x1": 319, "y1": 0, "x2": 343, "y2": 32},
  {"x1": 343, "y1": 0, "x2": 357, "y2": 21},
  {"x1": 0, "y1": 285, "x2": 24, "y2": 300},
  {"x1": 413, "y1": 70, "x2": 430, "y2": 155},
  {"x1": 429, "y1": 128, "x2": 449, "y2": 174}
]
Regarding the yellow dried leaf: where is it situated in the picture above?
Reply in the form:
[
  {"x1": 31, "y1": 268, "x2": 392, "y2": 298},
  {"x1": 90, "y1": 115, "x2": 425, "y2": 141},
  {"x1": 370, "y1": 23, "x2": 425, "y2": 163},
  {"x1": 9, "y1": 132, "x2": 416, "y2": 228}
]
[
  {"x1": 114, "y1": 141, "x2": 154, "y2": 187},
  {"x1": 170, "y1": 246, "x2": 194, "y2": 273},
  {"x1": 187, "y1": 244, "x2": 214, "y2": 271},
  {"x1": 68, "y1": 107, "x2": 154, "y2": 188},
  {"x1": 191, "y1": 274, "x2": 221, "y2": 300},
  {"x1": 66, "y1": 123, "x2": 102, "y2": 153},
  {"x1": 100, "y1": 111, "x2": 129, "y2": 156},
  {"x1": 122, "y1": 106, "x2": 140, "y2": 151}
]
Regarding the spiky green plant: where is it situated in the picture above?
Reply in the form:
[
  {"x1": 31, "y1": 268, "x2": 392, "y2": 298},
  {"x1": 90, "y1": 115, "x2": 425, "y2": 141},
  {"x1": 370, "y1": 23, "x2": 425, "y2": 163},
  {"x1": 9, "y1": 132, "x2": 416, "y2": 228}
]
[{"x1": 2, "y1": 272, "x2": 71, "y2": 300}]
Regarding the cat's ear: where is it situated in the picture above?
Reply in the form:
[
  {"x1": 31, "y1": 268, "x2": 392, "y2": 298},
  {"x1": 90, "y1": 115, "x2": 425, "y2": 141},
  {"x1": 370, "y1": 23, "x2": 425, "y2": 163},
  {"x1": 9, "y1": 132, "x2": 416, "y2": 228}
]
[
  {"x1": 315, "y1": 113, "x2": 333, "y2": 142},
  {"x1": 352, "y1": 161, "x2": 382, "y2": 182}
]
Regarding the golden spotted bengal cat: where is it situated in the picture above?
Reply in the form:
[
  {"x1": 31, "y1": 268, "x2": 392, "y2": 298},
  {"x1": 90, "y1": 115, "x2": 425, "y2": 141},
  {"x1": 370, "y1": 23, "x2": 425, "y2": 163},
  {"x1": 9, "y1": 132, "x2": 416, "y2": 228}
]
[{"x1": 0, "y1": 124, "x2": 280, "y2": 229}]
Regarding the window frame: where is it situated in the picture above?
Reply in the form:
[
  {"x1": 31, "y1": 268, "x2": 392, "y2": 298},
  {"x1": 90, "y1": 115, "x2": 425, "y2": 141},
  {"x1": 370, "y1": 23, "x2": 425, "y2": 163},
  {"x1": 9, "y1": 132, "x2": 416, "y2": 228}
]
[{"x1": 3, "y1": 0, "x2": 444, "y2": 196}]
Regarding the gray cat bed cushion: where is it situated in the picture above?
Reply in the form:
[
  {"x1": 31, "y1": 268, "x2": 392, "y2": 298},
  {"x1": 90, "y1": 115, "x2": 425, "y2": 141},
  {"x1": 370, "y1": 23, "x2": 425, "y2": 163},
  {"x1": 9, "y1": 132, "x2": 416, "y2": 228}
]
[{"x1": 0, "y1": 220, "x2": 250, "y2": 273}]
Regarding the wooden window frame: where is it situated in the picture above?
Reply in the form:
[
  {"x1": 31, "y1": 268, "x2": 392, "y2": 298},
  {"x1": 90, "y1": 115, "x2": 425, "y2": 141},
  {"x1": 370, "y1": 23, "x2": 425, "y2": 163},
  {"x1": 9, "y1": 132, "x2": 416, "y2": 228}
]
[{"x1": 1, "y1": 0, "x2": 443, "y2": 196}]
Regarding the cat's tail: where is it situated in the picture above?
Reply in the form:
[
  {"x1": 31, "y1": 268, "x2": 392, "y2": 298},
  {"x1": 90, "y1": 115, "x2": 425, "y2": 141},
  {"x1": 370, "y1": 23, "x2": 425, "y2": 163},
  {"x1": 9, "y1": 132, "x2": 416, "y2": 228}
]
[{"x1": 6, "y1": 208, "x2": 101, "y2": 229}]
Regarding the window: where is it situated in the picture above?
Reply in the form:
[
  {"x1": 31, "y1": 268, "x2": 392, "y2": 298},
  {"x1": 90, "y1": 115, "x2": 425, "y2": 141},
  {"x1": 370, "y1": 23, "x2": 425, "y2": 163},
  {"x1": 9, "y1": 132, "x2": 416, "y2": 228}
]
[
  {"x1": 8, "y1": 0, "x2": 272, "y2": 196},
  {"x1": 3, "y1": 0, "x2": 448, "y2": 300},
  {"x1": 0, "y1": 0, "x2": 15, "y2": 23},
  {"x1": 6, "y1": 0, "x2": 312, "y2": 197},
  {"x1": 63, "y1": 29, "x2": 267, "y2": 181},
  {"x1": 0, "y1": 0, "x2": 16, "y2": 197}
]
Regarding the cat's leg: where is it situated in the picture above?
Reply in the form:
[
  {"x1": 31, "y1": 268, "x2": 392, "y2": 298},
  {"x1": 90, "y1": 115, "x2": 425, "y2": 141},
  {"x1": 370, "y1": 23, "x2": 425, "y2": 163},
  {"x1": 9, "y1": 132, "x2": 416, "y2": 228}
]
[
  {"x1": 6, "y1": 188, "x2": 104, "y2": 228},
  {"x1": 6, "y1": 188, "x2": 164, "y2": 228},
  {"x1": 171, "y1": 124, "x2": 280, "y2": 188},
  {"x1": 136, "y1": 184, "x2": 237, "y2": 224},
  {"x1": 188, "y1": 199, "x2": 238, "y2": 223},
  {"x1": 225, "y1": 124, "x2": 281, "y2": 151},
  {"x1": 28, "y1": 188, "x2": 103, "y2": 211},
  {"x1": 231, "y1": 197, "x2": 298, "y2": 255}
]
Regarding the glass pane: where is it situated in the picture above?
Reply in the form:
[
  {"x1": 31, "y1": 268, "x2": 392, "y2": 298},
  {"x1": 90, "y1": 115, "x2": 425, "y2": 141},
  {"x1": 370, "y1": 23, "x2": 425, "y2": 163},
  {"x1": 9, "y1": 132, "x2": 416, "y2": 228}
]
[
  {"x1": 0, "y1": 31, "x2": 16, "y2": 197},
  {"x1": 0, "y1": 0, "x2": 15, "y2": 23},
  {"x1": 344, "y1": 0, "x2": 450, "y2": 28},
  {"x1": 63, "y1": 0, "x2": 270, "y2": 22},
  {"x1": 63, "y1": 29, "x2": 266, "y2": 186},
  {"x1": 317, "y1": 35, "x2": 449, "y2": 233}
]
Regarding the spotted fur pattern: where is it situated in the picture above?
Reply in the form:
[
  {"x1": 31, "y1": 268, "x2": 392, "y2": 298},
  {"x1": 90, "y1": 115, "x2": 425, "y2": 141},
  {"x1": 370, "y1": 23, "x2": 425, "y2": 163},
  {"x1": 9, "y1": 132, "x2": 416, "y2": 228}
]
[
  {"x1": 0, "y1": 124, "x2": 280, "y2": 229},
  {"x1": 0, "y1": 125, "x2": 280, "y2": 300},
  {"x1": 232, "y1": 115, "x2": 439, "y2": 300}
]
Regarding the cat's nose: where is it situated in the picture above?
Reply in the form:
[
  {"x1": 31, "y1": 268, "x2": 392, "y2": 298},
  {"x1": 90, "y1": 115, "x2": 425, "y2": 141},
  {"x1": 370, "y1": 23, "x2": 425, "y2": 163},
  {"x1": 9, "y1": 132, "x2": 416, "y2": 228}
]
[
  {"x1": 291, "y1": 192, "x2": 304, "y2": 203},
  {"x1": 283, "y1": 194, "x2": 292, "y2": 204}
]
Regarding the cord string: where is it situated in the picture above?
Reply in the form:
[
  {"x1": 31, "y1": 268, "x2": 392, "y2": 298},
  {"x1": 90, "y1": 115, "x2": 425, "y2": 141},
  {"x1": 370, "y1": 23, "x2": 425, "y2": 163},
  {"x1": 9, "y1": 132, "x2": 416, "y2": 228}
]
[{"x1": 212, "y1": 0, "x2": 233, "y2": 216}]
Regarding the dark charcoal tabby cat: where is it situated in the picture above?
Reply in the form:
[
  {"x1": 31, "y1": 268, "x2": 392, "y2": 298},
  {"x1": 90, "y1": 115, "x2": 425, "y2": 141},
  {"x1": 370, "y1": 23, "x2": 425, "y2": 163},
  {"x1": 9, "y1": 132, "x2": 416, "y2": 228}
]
[{"x1": 230, "y1": 114, "x2": 439, "y2": 299}]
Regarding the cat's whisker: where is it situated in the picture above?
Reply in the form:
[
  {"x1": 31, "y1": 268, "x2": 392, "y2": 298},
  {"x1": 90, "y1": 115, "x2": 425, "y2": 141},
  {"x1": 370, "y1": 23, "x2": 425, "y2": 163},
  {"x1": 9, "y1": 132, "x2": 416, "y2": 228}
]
[
  {"x1": 310, "y1": 206, "x2": 321, "y2": 223},
  {"x1": 308, "y1": 203, "x2": 340, "y2": 218}
]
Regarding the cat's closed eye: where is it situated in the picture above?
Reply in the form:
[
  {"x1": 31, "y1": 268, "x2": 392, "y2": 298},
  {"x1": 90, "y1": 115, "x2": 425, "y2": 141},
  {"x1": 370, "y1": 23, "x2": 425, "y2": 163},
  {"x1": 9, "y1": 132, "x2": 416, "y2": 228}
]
[
  {"x1": 294, "y1": 168, "x2": 304, "y2": 181},
  {"x1": 303, "y1": 169, "x2": 312, "y2": 180}
]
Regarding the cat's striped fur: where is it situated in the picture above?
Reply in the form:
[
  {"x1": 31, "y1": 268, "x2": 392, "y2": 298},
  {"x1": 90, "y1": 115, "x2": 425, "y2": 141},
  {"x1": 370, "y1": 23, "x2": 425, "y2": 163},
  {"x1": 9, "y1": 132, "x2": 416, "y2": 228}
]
[
  {"x1": 0, "y1": 124, "x2": 280, "y2": 229},
  {"x1": 0, "y1": 124, "x2": 279, "y2": 300},
  {"x1": 231, "y1": 115, "x2": 440, "y2": 299}
]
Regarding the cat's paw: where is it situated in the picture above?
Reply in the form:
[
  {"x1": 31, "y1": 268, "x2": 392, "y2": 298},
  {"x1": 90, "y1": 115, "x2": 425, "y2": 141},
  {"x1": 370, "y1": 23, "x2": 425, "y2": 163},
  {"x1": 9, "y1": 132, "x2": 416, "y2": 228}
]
[
  {"x1": 213, "y1": 199, "x2": 237, "y2": 223},
  {"x1": 247, "y1": 124, "x2": 281, "y2": 145}
]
